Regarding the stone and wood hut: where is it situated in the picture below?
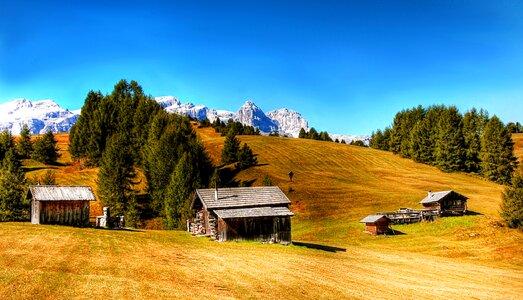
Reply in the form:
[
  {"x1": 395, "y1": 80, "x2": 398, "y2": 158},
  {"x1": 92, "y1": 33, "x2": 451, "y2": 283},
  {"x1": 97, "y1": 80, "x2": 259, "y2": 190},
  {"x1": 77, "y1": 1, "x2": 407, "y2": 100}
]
[
  {"x1": 360, "y1": 215, "x2": 392, "y2": 235},
  {"x1": 189, "y1": 186, "x2": 294, "y2": 244},
  {"x1": 26, "y1": 185, "x2": 96, "y2": 226},
  {"x1": 419, "y1": 190, "x2": 468, "y2": 215}
]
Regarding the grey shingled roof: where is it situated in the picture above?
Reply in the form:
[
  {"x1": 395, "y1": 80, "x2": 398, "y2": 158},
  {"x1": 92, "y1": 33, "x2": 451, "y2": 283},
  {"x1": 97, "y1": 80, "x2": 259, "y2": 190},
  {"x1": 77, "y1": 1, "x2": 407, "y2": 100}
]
[
  {"x1": 419, "y1": 190, "x2": 467, "y2": 204},
  {"x1": 27, "y1": 185, "x2": 96, "y2": 201},
  {"x1": 214, "y1": 206, "x2": 294, "y2": 219},
  {"x1": 194, "y1": 186, "x2": 291, "y2": 209},
  {"x1": 359, "y1": 215, "x2": 389, "y2": 223}
]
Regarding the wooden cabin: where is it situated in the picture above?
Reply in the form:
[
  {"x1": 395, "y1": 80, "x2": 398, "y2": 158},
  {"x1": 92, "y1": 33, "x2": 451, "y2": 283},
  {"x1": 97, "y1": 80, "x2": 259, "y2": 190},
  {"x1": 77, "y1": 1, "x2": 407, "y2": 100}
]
[
  {"x1": 360, "y1": 215, "x2": 391, "y2": 235},
  {"x1": 419, "y1": 190, "x2": 468, "y2": 215},
  {"x1": 190, "y1": 186, "x2": 294, "y2": 244},
  {"x1": 26, "y1": 185, "x2": 96, "y2": 226}
]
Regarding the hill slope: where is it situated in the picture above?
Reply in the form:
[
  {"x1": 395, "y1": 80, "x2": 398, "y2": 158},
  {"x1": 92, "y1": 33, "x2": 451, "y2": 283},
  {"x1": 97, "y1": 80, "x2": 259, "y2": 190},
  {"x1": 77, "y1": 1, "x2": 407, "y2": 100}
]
[{"x1": 2, "y1": 130, "x2": 522, "y2": 299}]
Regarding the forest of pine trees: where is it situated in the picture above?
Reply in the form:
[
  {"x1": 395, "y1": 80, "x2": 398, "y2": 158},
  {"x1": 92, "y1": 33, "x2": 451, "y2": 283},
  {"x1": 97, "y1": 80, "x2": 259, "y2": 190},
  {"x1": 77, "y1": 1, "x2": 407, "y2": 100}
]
[
  {"x1": 69, "y1": 80, "x2": 214, "y2": 228},
  {"x1": 370, "y1": 105, "x2": 518, "y2": 184}
]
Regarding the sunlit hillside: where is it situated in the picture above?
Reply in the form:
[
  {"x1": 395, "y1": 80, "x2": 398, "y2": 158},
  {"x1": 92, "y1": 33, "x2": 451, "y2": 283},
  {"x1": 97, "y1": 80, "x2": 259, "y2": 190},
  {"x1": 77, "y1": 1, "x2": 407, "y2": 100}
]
[{"x1": 2, "y1": 129, "x2": 522, "y2": 299}]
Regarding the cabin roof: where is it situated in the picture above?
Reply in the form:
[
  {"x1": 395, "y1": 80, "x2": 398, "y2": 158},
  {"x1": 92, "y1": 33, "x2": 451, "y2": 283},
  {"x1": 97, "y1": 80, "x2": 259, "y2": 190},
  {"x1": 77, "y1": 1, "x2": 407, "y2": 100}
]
[
  {"x1": 359, "y1": 215, "x2": 390, "y2": 223},
  {"x1": 214, "y1": 206, "x2": 294, "y2": 219},
  {"x1": 192, "y1": 186, "x2": 291, "y2": 209},
  {"x1": 26, "y1": 185, "x2": 96, "y2": 201},
  {"x1": 419, "y1": 190, "x2": 468, "y2": 204}
]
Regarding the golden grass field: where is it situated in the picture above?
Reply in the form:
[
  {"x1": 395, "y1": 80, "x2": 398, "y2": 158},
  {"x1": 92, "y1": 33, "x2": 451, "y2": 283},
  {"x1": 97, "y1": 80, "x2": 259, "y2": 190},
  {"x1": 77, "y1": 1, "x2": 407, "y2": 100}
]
[{"x1": 1, "y1": 130, "x2": 522, "y2": 299}]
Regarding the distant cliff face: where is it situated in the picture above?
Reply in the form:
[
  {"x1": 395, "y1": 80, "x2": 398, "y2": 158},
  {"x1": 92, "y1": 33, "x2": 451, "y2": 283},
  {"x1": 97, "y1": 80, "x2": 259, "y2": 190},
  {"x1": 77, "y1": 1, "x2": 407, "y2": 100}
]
[
  {"x1": 0, "y1": 98, "x2": 79, "y2": 135},
  {"x1": 266, "y1": 108, "x2": 309, "y2": 138}
]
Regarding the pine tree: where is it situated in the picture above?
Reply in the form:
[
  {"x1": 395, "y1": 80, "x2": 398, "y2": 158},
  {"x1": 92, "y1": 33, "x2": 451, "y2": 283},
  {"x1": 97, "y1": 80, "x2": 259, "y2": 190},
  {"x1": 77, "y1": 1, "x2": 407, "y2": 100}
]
[
  {"x1": 17, "y1": 124, "x2": 33, "y2": 158},
  {"x1": 164, "y1": 153, "x2": 198, "y2": 229},
  {"x1": 463, "y1": 108, "x2": 489, "y2": 173},
  {"x1": 0, "y1": 148, "x2": 28, "y2": 221},
  {"x1": 298, "y1": 128, "x2": 307, "y2": 139},
  {"x1": 222, "y1": 130, "x2": 241, "y2": 164},
  {"x1": 31, "y1": 131, "x2": 59, "y2": 164},
  {"x1": 97, "y1": 134, "x2": 136, "y2": 217},
  {"x1": 237, "y1": 143, "x2": 258, "y2": 170},
  {"x1": 480, "y1": 116, "x2": 517, "y2": 184},
  {"x1": 434, "y1": 106, "x2": 465, "y2": 172},
  {"x1": 0, "y1": 129, "x2": 15, "y2": 162},
  {"x1": 308, "y1": 127, "x2": 319, "y2": 140},
  {"x1": 209, "y1": 168, "x2": 221, "y2": 188},
  {"x1": 500, "y1": 166, "x2": 523, "y2": 229}
]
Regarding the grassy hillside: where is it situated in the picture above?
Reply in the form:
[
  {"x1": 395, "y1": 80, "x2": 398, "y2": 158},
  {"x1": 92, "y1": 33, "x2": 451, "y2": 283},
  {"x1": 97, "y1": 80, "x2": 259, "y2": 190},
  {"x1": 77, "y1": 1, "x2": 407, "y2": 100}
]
[
  {"x1": 1, "y1": 129, "x2": 522, "y2": 299},
  {"x1": 199, "y1": 127, "x2": 523, "y2": 266}
]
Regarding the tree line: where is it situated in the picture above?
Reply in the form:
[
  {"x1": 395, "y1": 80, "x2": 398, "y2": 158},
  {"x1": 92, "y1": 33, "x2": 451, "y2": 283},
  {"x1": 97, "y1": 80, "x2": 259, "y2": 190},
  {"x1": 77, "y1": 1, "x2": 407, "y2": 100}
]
[
  {"x1": 69, "y1": 80, "x2": 258, "y2": 229},
  {"x1": 370, "y1": 105, "x2": 517, "y2": 185},
  {"x1": 0, "y1": 126, "x2": 60, "y2": 221}
]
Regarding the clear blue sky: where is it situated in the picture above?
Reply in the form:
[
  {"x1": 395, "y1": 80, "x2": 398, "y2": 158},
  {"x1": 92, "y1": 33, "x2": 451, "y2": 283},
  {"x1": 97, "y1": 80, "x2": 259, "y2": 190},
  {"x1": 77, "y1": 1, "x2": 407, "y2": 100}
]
[{"x1": 1, "y1": 0, "x2": 522, "y2": 135}]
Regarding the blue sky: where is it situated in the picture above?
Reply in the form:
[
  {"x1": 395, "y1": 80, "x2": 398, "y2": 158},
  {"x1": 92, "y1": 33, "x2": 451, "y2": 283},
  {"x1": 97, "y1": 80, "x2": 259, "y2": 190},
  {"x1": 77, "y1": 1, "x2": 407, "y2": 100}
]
[{"x1": 1, "y1": 0, "x2": 522, "y2": 135}]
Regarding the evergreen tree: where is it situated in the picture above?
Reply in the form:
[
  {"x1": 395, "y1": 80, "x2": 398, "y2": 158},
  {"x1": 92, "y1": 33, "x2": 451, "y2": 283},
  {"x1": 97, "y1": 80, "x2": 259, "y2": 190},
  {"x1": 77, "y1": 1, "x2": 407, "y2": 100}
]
[
  {"x1": 164, "y1": 153, "x2": 198, "y2": 229},
  {"x1": 408, "y1": 106, "x2": 444, "y2": 164},
  {"x1": 334, "y1": 138, "x2": 340, "y2": 143},
  {"x1": 97, "y1": 134, "x2": 136, "y2": 218},
  {"x1": 463, "y1": 108, "x2": 489, "y2": 173},
  {"x1": 0, "y1": 129, "x2": 15, "y2": 162},
  {"x1": 31, "y1": 131, "x2": 59, "y2": 164},
  {"x1": 308, "y1": 127, "x2": 319, "y2": 140},
  {"x1": 0, "y1": 148, "x2": 27, "y2": 221},
  {"x1": 319, "y1": 131, "x2": 332, "y2": 141},
  {"x1": 434, "y1": 106, "x2": 465, "y2": 172},
  {"x1": 209, "y1": 168, "x2": 221, "y2": 188},
  {"x1": 500, "y1": 167, "x2": 523, "y2": 230},
  {"x1": 480, "y1": 116, "x2": 517, "y2": 184},
  {"x1": 222, "y1": 130, "x2": 241, "y2": 164},
  {"x1": 236, "y1": 143, "x2": 258, "y2": 170},
  {"x1": 17, "y1": 124, "x2": 33, "y2": 158},
  {"x1": 340, "y1": 139, "x2": 346, "y2": 144},
  {"x1": 298, "y1": 128, "x2": 307, "y2": 139}
]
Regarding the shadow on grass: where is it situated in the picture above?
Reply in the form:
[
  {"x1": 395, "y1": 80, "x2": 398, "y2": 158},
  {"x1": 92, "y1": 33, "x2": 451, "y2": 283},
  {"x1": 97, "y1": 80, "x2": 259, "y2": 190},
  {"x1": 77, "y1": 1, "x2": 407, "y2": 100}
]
[
  {"x1": 388, "y1": 229, "x2": 406, "y2": 235},
  {"x1": 93, "y1": 227, "x2": 144, "y2": 233},
  {"x1": 465, "y1": 210, "x2": 482, "y2": 216},
  {"x1": 292, "y1": 241, "x2": 347, "y2": 253}
]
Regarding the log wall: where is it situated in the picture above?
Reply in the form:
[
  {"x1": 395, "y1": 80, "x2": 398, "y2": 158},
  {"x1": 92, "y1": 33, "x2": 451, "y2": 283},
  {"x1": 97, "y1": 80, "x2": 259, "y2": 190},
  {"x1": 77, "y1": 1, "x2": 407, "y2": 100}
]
[
  {"x1": 219, "y1": 216, "x2": 292, "y2": 244},
  {"x1": 35, "y1": 200, "x2": 90, "y2": 226}
]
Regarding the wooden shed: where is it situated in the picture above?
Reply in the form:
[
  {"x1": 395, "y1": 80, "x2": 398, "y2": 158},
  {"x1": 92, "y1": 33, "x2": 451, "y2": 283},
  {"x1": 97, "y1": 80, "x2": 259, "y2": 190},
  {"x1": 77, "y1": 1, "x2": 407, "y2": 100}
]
[
  {"x1": 360, "y1": 215, "x2": 391, "y2": 235},
  {"x1": 189, "y1": 186, "x2": 294, "y2": 244},
  {"x1": 419, "y1": 190, "x2": 468, "y2": 215},
  {"x1": 26, "y1": 185, "x2": 96, "y2": 226}
]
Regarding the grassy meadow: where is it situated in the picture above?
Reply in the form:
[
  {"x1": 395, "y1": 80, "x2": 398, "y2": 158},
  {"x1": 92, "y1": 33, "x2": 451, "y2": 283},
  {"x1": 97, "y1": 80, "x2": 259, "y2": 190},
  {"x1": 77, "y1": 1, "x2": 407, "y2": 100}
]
[{"x1": 1, "y1": 129, "x2": 522, "y2": 299}]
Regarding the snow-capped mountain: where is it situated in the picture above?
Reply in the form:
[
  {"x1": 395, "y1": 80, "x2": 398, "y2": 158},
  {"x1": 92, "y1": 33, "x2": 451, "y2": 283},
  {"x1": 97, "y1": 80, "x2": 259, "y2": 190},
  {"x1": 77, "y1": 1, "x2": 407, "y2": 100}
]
[
  {"x1": 267, "y1": 108, "x2": 308, "y2": 138},
  {"x1": 329, "y1": 133, "x2": 371, "y2": 146},
  {"x1": 0, "y1": 98, "x2": 79, "y2": 135},
  {"x1": 0, "y1": 96, "x2": 369, "y2": 143},
  {"x1": 236, "y1": 101, "x2": 278, "y2": 133}
]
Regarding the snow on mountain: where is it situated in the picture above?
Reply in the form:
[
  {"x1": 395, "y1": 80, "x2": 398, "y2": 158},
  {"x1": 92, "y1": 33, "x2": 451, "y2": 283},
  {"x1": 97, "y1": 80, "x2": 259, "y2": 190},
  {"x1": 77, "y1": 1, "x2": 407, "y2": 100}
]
[
  {"x1": 235, "y1": 100, "x2": 278, "y2": 133},
  {"x1": 0, "y1": 96, "x2": 368, "y2": 143},
  {"x1": 0, "y1": 98, "x2": 79, "y2": 135},
  {"x1": 266, "y1": 108, "x2": 308, "y2": 138}
]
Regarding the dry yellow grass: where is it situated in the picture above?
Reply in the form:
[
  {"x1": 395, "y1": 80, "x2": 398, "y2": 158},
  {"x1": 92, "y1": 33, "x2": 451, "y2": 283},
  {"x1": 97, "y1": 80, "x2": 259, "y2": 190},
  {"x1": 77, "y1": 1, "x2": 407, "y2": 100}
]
[{"x1": 1, "y1": 130, "x2": 521, "y2": 299}]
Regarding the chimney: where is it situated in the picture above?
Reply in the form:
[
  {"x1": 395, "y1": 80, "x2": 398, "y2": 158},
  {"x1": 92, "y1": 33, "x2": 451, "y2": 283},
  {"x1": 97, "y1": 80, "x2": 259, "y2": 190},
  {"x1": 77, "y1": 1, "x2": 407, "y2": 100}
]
[
  {"x1": 215, "y1": 186, "x2": 218, "y2": 201},
  {"x1": 428, "y1": 191, "x2": 432, "y2": 198}
]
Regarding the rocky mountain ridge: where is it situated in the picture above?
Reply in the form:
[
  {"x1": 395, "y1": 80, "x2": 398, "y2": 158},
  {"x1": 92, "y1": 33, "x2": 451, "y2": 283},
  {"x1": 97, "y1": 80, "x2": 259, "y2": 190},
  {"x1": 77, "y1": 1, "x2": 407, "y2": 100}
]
[{"x1": 0, "y1": 97, "x2": 368, "y2": 143}]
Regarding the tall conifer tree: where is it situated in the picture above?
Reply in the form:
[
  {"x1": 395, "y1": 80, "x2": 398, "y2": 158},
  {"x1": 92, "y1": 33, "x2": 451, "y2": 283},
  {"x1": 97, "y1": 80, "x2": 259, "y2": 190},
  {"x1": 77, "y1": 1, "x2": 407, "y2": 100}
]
[
  {"x1": 480, "y1": 116, "x2": 517, "y2": 184},
  {"x1": 434, "y1": 106, "x2": 465, "y2": 172}
]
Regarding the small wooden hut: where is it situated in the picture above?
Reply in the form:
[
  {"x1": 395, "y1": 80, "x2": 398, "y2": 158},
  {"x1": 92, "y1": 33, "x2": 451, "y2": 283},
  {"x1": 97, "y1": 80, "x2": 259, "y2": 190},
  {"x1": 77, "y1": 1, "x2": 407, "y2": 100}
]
[
  {"x1": 26, "y1": 185, "x2": 96, "y2": 226},
  {"x1": 419, "y1": 190, "x2": 468, "y2": 215},
  {"x1": 190, "y1": 186, "x2": 294, "y2": 244},
  {"x1": 360, "y1": 215, "x2": 391, "y2": 235}
]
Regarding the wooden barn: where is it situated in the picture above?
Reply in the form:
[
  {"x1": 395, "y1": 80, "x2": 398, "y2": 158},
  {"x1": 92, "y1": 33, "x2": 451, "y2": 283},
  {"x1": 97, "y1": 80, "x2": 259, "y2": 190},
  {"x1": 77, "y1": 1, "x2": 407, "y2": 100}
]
[
  {"x1": 419, "y1": 190, "x2": 468, "y2": 215},
  {"x1": 189, "y1": 186, "x2": 294, "y2": 244},
  {"x1": 360, "y1": 215, "x2": 392, "y2": 235},
  {"x1": 26, "y1": 185, "x2": 96, "y2": 226}
]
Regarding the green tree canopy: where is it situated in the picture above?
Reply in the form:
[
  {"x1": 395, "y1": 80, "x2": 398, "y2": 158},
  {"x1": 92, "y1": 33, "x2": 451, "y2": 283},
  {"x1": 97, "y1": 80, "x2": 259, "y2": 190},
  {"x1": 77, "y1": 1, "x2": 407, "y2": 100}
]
[
  {"x1": 480, "y1": 116, "x2": 517, "y2": 184},
  {"x1": 500, "y1": 166, "x2": 523, "y2": 230},
  {"x1": 31, "y1": 131, "x2": 59, "y2": 164}
]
